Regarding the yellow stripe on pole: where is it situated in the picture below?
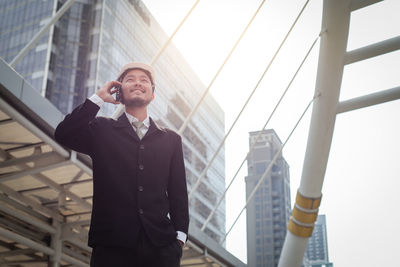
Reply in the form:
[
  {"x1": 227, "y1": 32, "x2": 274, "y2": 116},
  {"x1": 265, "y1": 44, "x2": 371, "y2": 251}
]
[
  {"x1": 288, "y1": 217, "x2": 314, "y2": 238},
  {"x1": 295, "y1": 191, "x2": 322, "y2": 210},
  {"x1": 292, "y1": 206, "x2": 318, "y2": 224},
  {"x1": 288, "y1": 191, "x2": 321, "y2": 237}
]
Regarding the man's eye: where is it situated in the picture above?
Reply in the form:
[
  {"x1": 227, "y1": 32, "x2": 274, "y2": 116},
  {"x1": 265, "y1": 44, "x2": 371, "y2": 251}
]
[{"x1": 141, "y1": 79, "x2": 149, "y2": 83}]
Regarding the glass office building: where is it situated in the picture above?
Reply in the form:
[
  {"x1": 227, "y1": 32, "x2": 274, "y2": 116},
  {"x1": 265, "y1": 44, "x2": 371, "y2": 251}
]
[
  {"x1": 0, "y1": 0, "x2": 226, "y2": 244},
  {"x1": 245, "y1": 129, "x2": 291, "y2": 267},
  {"x1": 303, "y1": 215, "x2": 333, "y2": 267}
]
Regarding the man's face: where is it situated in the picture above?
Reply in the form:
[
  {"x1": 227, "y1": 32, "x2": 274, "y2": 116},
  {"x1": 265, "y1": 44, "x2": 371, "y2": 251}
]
[{"x1": 121, "y1": 69, "x2": 154, "y2": 107}]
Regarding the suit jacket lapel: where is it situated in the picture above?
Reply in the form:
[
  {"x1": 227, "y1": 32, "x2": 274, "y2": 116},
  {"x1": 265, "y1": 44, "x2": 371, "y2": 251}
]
[
  {"x1": 112, "y1": 114, "x2": 166, "y2": 141},
  {"x1": 146, "y1": 117, "x2": 166, "y2": 138},
  {"x1": 112, "y1": 113, "x2": 140, "y2": 141}
]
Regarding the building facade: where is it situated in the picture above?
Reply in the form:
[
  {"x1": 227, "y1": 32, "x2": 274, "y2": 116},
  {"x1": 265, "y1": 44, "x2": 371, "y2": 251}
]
[
  {"x1": 245, "y1": 129, "x2": 291, "y2": 267},
  {"x1": 0, "y1": 0, "x2": 226, "y2": 244},
  {"x1": 304, "y1": 215, "x2": 333, "y2": 267}
]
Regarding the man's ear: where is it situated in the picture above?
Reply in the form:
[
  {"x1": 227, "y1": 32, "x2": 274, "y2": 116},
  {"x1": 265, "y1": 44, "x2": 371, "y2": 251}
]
[{"x1": 151, "y1": 93, "x2": 155, "y2": 100}]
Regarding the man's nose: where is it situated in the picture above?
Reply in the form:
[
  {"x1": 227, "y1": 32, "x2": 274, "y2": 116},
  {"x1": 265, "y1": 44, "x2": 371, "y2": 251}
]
[{"x1": 133, "y1": 80, "x2": 142, "y2": 86}]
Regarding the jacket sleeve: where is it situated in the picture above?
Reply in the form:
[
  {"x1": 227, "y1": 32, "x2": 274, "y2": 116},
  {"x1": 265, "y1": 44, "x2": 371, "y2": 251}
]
[
  {"x1": 54, "y1": 99, "x2": 100, "y2": 155},
  {"x1": 168, "y1": 135, "x2": 189, "y2": 236}
]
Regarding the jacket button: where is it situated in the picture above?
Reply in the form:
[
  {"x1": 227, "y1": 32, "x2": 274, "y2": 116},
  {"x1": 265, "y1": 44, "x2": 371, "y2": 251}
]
[
  {"x1": 138, "y1": 186, "x2": 144, "y2": 192},
  {"x1": 139, "y1": 209, "x2": 144, "y2": 214},
  {"x1": 139, "y1": 144, "x2": 145, "y2": 149},
  {"x1": 139, "y1": 165, "x2": 144, "y2": 170}
]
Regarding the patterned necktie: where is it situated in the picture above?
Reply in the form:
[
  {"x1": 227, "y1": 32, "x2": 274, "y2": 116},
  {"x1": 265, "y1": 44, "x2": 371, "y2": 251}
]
[{"x1": 132, "y1": 121, "x2": 144, "y2": 139}]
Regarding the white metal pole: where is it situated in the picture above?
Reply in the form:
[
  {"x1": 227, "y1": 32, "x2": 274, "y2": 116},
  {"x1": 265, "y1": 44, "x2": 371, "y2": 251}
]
[
  {"x1": 278, "y1": 0, "x2": 351, "y2": 266},
  {"x1": 337, "y1": 86, "x2": 400, "y2": 114},
  {"x1": 344, "y1": 35, "x2": 400, "y2": 65}
]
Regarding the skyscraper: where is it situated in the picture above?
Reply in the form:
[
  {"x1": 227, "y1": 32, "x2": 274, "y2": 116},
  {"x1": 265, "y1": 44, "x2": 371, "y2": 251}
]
[
  {"x1": 0, "y1": 0, "x2": 226, "y2": 244},
  {"x1": 245, "y1": 129, "x2": 291, "y2": 267},
  {"x1": 304, "y1": 215, "x2": 333, "y2": 267}
]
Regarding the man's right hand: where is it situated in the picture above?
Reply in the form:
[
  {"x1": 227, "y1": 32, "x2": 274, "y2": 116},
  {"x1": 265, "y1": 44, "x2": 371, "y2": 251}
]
[{"x1": 96, "y1": 81, "x2": 122, "y2": 104}]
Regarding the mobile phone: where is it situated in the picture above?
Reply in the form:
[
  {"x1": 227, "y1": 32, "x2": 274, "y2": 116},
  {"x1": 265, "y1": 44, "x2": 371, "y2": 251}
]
[{"x1": 115, "y1": 85, "x2": 122, "y2": 102}]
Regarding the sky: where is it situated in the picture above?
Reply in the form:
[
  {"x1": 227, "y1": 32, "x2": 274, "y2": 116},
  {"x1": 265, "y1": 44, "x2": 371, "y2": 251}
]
[{"x1": 141, "y1": 0, "x2": 400, "y2": 266}]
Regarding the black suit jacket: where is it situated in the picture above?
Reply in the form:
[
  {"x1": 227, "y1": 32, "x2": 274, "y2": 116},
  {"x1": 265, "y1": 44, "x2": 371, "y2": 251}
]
[{"x1": 55, "y1": 99, "x2": 189, "y2": 248}]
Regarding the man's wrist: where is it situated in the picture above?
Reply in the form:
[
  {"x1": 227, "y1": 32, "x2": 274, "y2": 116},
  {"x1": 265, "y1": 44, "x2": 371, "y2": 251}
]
[
  {"x1": 176, "y1": 231, "x2": 187, "y2": 246},
  {"x1": 89, "y1": 94, "x2": 105, "y2": 107}
]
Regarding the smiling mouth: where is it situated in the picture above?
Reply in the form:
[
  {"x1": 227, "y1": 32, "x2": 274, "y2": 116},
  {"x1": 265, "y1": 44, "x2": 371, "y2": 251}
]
[{"x1": 130, "y1": 88, "x2": 144, "y2": 93}]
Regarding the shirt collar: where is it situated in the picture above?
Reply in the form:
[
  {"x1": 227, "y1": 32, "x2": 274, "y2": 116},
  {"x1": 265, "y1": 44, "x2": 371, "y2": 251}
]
[{"x1": 124, "y1": 110, "x2": 150, "y2": 129}]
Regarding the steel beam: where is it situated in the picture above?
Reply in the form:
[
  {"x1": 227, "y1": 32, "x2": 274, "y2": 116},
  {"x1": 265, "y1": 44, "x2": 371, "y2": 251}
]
[
  {"x1": 49, "y1": 221, "x2": 62, "y2": 267},
  {"x1": 60, "y1": 251, "x2": 89, "y2": 267},
  {"x1": 62, "y1": 245, "x2": 90, "y2": 265},
  {"x1": 1, "y1": 145, "x2": 92, "y2": 211},
  {"x1": 0, "y1": 240, "x2": 45, "y2": 262},
  {"x1": 63, "y1": 236, "x2": 91, "y2": 253},
  {"x1": 279, "y1": 0, "x2": 351, "y2": 266},
  {"x1": 344, "y1": 35, "x2": 400, "y2": 65},
  {"x1": 0, "y1": 226, "x2": 55, "y2": 256},
  {"x1": 0, "y1": 248, "x2": 36, "y2": 257},
  {"x1": 0, "y1": 193, "x2": 49, "y2": 222},
  {"x1": 0, "y1": 98, "x2": 69, "y2": 158},
  {"x1": 69, "y1": 151, "x2": 93, "y2": 176},
  {"x1": 350, "y1": 0, "x2": 383, "y2": 11},
  {"x1": 0, "y1": 217, "x2": 47, "y2": 241},
  {"x1": 0, "y1": 202, "x2": 55, "y2": 234},
  {"x1": 337, "y1": 86, "x2": 400, "y2": 113},
  {"x1": 4, "y1": 142, "x2": 45, "y2": 153},
  {"x1": 64, "y1": 220, "x2": 91, "y2": 228},
  {"x1": 0, "y1": 226, "x2": 89, "y2": 267},
  {"x1": 0, "y1": 151, "x2": 63, "y2": 168},
  {"x1": 0, "y1": 184, "x2": 63, "y2": 221},
  {"x1": 0, "y1": 160, "x2": 70, "y2": 182},
  {"x1": 19, "y1": 178, "x2": 92, "y2": 194},
  {"x1": 0, "y1": 259, "x2": 46, "y2": 265},
  {"x1": 0, "y1": 118, "x2": 13, "y2": 126},
  {"x1": 62, "y1": 222, "x2": 89, "y2": 241}
]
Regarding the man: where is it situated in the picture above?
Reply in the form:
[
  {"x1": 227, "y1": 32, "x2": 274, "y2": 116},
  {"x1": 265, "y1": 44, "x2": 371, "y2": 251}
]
[{"x1": 55, "y1": 62, "x2": 189, "y2": 267}]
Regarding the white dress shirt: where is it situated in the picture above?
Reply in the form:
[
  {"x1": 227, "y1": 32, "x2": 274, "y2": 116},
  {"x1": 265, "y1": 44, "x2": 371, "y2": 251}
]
[{"x1": 88, "y1": 94, "x2": 187, "y2": 244}]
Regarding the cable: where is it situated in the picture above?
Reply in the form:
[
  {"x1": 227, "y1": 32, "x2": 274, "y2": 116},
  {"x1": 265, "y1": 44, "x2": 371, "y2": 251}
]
[
  {"x1": 200, "y1": 33, "x2": 321, "y2": 232},
  {"x1": 111, "y1": 0, "x2": 201, "y2": 119},
  {"x1": 188, "y1": 0, "x2": 311, "y2": 203},
  {"x1": 220, "y1": 93, "x2": 319, "y2": 245},
  {"x1": 177, "y1": 0, "x2": 268, "y2": 135},
  {"x1": 151, "y1": 0, "x2": 201, "y2": 65}
]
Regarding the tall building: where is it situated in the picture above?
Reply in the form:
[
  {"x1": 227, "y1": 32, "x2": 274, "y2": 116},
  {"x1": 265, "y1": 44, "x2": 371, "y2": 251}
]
[
  {"x1": 0, "y1": 0, "x2": 226, "y2": 244},
  {"x1": 245, "y1": 129, "x2": 291, "y2": 267},
  {"x1": 304, "y1": 215, "x2": 333, "y2": 267}
]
